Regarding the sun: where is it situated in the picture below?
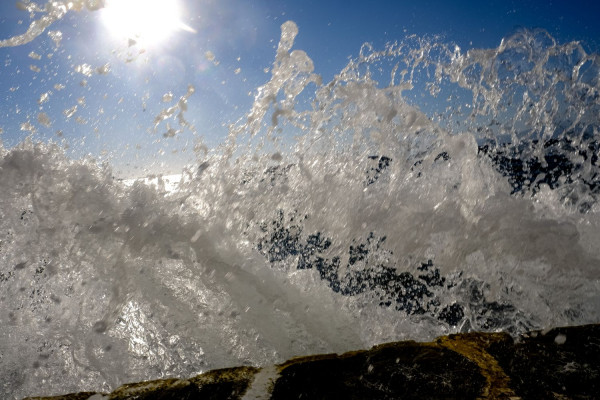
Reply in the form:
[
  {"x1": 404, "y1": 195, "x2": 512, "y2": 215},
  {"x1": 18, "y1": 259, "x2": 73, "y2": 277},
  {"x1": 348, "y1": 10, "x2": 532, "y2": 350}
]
[{"x1": 100, "y1": 0, "x2": 193, "y2": 47}]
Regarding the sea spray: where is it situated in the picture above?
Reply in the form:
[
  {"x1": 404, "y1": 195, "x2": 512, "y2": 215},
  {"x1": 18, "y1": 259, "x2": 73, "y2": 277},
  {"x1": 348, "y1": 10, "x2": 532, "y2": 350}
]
[{"x1": 0, "y1": 14, "x2": 599, "y2": 400}]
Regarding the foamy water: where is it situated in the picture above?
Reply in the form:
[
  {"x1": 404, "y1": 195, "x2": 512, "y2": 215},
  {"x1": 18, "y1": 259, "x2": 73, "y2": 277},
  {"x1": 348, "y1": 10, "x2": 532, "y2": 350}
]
[{"x1": 1, "y1": 4, "x2": 599, "y2": 399}]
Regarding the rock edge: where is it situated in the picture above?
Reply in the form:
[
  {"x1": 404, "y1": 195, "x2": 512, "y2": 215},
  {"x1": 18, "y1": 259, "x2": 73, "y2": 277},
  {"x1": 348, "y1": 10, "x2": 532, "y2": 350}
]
[{"x1": 24, "y1": 324, "x2": 600, "y2": 399}]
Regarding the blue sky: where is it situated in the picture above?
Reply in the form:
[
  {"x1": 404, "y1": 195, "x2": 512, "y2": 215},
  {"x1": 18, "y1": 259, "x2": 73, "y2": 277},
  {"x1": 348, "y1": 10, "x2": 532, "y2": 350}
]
[{"x1": 1, "y1": 0, "x2": 599, "y2": 176}]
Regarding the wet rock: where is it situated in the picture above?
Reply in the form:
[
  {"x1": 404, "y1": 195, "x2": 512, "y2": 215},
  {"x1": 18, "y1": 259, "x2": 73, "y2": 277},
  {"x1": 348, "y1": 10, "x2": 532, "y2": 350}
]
[
  {"x1": 487, "y1": 324, "x2": 600, "y2": 399},
  {"x1": 271, "y1": 341, "x2": 485, "y2": 399},
  {"x1": 23, "y1": 324, "x2": 600, "y2": 400}
]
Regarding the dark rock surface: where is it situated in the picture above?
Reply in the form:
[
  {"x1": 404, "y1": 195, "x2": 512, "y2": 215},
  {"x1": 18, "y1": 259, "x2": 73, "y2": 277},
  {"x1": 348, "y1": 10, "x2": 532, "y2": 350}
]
[
  {"x1": 24, "y1": 324, "x2": 600, "y2": 400},
  {"x1": 271, "y1": 341, "x2": 485, "y2": 400},
  {"x1": 487, "y1": 324, "x2": 600, "y2": 399}
]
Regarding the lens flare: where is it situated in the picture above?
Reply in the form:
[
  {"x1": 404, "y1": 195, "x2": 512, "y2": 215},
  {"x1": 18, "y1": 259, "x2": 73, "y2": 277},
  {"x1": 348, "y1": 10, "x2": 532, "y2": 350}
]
[{"x1": 101, "y1": 0, "x2": 192, "y2": 47}]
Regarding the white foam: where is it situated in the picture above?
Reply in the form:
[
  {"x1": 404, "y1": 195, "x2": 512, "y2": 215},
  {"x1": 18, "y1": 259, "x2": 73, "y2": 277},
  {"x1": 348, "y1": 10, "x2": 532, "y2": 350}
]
[{"x1": 1, "y1": 12, "x2": 599, "y2": 400}]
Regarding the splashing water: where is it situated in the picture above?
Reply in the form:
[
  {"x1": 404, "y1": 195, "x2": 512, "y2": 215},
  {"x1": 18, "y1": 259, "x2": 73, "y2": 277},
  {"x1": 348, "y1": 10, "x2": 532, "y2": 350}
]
[{"x1": 1, "y1": 9, "x2": 600, "y2": 399}]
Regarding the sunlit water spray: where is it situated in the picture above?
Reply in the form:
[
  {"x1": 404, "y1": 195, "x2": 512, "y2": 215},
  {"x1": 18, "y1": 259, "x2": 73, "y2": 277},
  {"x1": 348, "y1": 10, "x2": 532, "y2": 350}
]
[{"x1": 1, "y1": 7, "x2": 599, "y2": 399}]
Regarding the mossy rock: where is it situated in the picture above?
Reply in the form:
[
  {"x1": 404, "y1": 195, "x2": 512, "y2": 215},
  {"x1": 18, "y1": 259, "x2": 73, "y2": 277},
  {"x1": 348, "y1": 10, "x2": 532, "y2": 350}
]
[{"x1": 24, "y1": 324, "x2": 600, "y2": 399}]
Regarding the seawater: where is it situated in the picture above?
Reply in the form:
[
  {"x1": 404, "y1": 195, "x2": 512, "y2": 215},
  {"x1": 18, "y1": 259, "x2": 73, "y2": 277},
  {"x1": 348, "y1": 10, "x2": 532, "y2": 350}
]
[{"x1": 1, "y1": 10, "x2": 600, "y2": 400}]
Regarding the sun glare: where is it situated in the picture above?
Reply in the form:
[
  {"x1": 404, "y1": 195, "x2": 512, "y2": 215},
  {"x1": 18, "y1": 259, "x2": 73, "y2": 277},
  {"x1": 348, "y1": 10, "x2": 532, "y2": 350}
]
[{"x1": 101, "y1": 0, "x2": 192, "y2": 47}]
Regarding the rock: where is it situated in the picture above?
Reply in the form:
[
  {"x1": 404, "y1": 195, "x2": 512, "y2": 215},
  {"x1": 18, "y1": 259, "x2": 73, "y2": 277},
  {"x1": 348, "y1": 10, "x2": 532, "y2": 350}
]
[
  {"x1": 487, "y1": 324, "x2": 600, "y2": 399},
  {"x1": 23, "y1": 324, "x2": 600, "y2": 399},
  {"x1": 271, "y1": 341, "x2": 486, "y2": 399}
]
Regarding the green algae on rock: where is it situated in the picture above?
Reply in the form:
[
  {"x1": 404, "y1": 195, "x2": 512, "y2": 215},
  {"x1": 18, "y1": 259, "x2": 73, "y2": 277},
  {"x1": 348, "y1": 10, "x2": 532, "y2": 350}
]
[{"x1": 23, "y1": 324, "x2": 600, "y2": 400}]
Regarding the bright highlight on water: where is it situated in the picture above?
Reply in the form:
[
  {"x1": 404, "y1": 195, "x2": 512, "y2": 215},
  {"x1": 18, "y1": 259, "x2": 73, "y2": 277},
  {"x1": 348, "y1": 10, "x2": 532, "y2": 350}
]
[{"x1": 0, "y1": 1, "x2": 599, "y2": 399}]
